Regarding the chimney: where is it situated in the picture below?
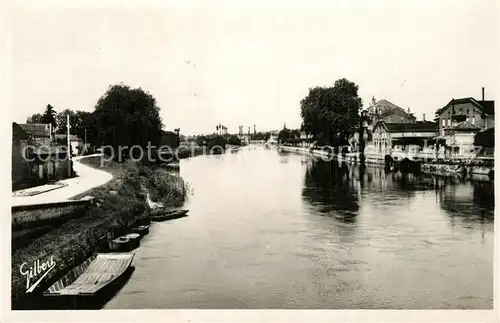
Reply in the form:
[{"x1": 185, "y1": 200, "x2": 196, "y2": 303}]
[{"x1": 482, "y1": 87, "x2": 485, "y2": 101}]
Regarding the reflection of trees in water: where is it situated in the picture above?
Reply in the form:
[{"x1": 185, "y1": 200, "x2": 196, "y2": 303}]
[{"x1": 302, "y1": 160, "x2": 359, "y2": 223}]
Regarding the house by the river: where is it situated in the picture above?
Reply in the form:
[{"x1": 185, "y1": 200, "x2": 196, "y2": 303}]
[
  {"x1": 12, "y1": 122, "x2": 73, "y2": 190},
  {"x1": 371, "y1": 120, "x2": 438, "y2": 157}
]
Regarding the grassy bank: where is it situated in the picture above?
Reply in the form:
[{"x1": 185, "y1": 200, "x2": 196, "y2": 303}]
[{"x1": 11, "y1": 156, "x2": 188, "y2": 309}]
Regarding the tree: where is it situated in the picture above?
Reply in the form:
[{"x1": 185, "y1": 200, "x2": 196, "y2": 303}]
[
  {"x1": 92, "y1": 84, "x2": 163, "y2": 159},
  {"x1": 41, "y1": 104, "x2": 57, "y2": 129},
  {"x1": 206, "y1": 135, "x2": 226, "y2": 153},
  {"x1": 26, "y1": 113, "x2": 43, "y2": 124},
  {"x1": 300, "y1": 78, "x2": 362, "y2": 146},
  {"x1": 474, "y1": 128, "x2": 494, "y2": 148},
  {"x1": 278, "y1": 128, "x2": 291, "y2": 143},
  {"x1": 227, "y1": 134, "x2": 242, "y2": 146},
  {"x1": 291, "y1": 129, "x2": 301, "y2": 139},
  {"x1": 195, "y1": 135, "x2": 207, "y2": 147},
  {"x1": 55, "y1": 109, "x2": 77, "y2": 134}
]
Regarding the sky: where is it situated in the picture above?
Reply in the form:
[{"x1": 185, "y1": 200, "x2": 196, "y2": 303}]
[{"x1": 10, "y1": 0, "x2": 499, "y2": 135}]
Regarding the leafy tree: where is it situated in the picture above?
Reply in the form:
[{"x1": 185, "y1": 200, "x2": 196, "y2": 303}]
[
  {"x1": 55, "y1": 109, "x2": 96, "y2": 145},
  {"x1": 278, "y1": 128, "x2": 291, "y2": 143},
  {"x1": 56, "y1": 109, "x2": 77, "y2": 134},
  {"x1": 26, "y1": 113, "x2": 43, "y2": 124},
  {"x1": 206, "y1": 135, "x2": 226, "y2": 153},
  {"x1": 474, "y1": 128, "x2": 494, "y2": 148},
  {"x1": 74, "y1": 111, "x2": 95, "y2": 145},
  {"x1": 41, "y1": 104, "x2": 57, "y2": 128},
  {"x1": 291, "y1": 129, "x2": 301, "y2": 139},
  {"x1": 250, "y1": 131, "x2": 271, "y2": 141},
  {"x1": 195, "y1": 135, "x2": 207, "y2": 147},
  {"x1": 300, "y1": 78, "x2": 362, "y2": 146},
  {"x1": 227, "y1": 134, "x2": 242, "y2": 146},
  {"x1": 92, "y1": 84, "x2": 163, "y2": 159}
]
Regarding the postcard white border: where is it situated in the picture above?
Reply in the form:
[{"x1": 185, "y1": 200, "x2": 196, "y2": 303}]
[{"x1": 1, "y1": 0, "x2": 498, "y2": 322}]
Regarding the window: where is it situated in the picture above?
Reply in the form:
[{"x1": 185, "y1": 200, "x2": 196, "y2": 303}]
[
  {"x1": 442, "y1": 119, "x2": 446, "y2": 127},
  {"x1": 471, "y1": 117, "x2": 475, "y2": 125}
]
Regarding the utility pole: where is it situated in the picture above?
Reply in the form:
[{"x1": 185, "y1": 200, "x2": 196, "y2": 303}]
[{"x1": 67, "y1": 114, "x2": 72, "y2": 177}]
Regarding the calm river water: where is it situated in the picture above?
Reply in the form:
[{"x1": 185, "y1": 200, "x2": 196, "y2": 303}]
[{"x1": 105, "y1": 145, "x2": 494, "y2": 309}]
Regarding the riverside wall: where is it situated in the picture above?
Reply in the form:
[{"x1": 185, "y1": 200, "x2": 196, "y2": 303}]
[{"x1": 279, "y1": 145, "x2": 494, "y2": 178}]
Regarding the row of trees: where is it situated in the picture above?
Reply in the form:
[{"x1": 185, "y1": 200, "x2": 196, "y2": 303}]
[
  {"x1": 27, "y1": 84, "x2": 165, "y2": 160},
  {"x1": 278, "y1": 128, "x2": 301, "y2": 143},
  {"x1": 193, "y1": 133, "x2": 242, "y2": 149},
  {"x1": 300, "y1": 78, "x2": 362, "y2": 146},
  {"x1": 27, "y1": 105, "x2": 95, "y2": 145}
]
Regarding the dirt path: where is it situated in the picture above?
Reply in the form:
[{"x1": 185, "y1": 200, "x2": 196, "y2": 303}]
[{"x1": 12, "y1": 154, "x2": 113, "y2": 207}]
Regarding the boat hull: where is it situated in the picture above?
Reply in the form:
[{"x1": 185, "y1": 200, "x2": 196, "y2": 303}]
[
  {"x1": 150, "y1": 209, "x2": 189, "y2": 222},
  {"x1": 43, "y1": 253, "x2": 135, "y2": 305},
  {"x1": 131, "y1": 225, "x2": 150, "y2": 236},
  {"x1": 109, "y1": 234, "x2": 140, "y2": 252}
]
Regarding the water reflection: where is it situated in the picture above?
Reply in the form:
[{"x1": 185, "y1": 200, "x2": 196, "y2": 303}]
[
  {"x1": 302, "y1": 160, "x2": 359, "y2": 223},
  {"x1": 302, "y1": 160, "x2": 494, "y2": 229},
  {"x1": 439, "y1": 181, "x2": 494, "y2": 227},
  {"x1": 105, "y1": 148, "x2": 493, "y2": 309}
]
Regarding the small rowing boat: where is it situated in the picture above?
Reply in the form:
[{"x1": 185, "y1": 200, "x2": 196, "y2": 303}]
[
  {"x1": 44, "y1": 253, "x2": 134, "y2": 297},
  {"x1": 131, "y1": 225, "x2": 150, "y2": 236},
  {"x1": 109, "y1": 233, "x2": 140, "y2": 252},
  {"x1": 150, "y1": 209, "x2": 189, "y2": 222}
]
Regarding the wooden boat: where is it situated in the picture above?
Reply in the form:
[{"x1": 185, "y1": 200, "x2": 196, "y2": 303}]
[
  {"x1": 131, "y1": 225, "x2": 149, "y2": 236},
  {"x1": 150, "y1": 209, "x2": 189, "y2": 222},
  {"x1": 124, "y1": 233, "x2": 141, "y2": 249},
  {"x1": 165, "y1": 163, "x2": 180, "y2": 170},
  {"x1": 44, "y1": 253, "x2": 134, "y2": 297},
  {"x1": 109, "y1": 234, "x2": 140, "y2": 252}
]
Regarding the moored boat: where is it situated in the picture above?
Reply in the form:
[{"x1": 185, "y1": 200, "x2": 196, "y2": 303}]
[
  {"x1": 131, "y1": 225, "x2": 149, "y2": 236},
  {"x1": 150, "y1": 209, "x2": 189, "y2": 222},
  {"x1": 44, "y1": 253, "x2": 134, "y2": 297},
  {"x1": 109, "y1": 234, "x2": 140, "y2": 252}
]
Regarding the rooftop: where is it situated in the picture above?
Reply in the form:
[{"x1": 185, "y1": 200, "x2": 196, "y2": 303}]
[
  {"x1": 54, "y1": 134, "x2": 82, "y2": 141},
  {"x1": 437, "y1": 97, "x2": 495, "y2": 117},
  {"x1": 18, "y1": 123, "x2": 51, "y2": 138},
  {"x1": 374, "y1": 121, "x2": 437, "y2": 133}
]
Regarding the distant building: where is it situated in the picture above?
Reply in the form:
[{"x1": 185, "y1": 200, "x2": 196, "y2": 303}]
[
  {"x1": 299, "y1": 131, "x2": 311, "y2": 140},
  {"x1": 372, "y1": 121, "x2": 437, "y2": 155},
  {"x1": 366, "y1": 98, "x2": 416, "y2": 133},
  {"x1": 442, "y1": 121, "x2": 482, "y2": 159},
  {"x1": 18, "y1": 123, "x2": 52, "y2": 145},
  {"x1": 53, "y1": 134, "x2": 84, "y2": 156},
  {"x1": 435, "y1": 89, "x2": 494, "y2": 136},
  {"x1": 350, "y1": 98, "x2": 417, "y2": 151},
  {"x1": 12, "y1": 123, "x2": 32, "y2": 190},
  {"x1": 12, "y1": 122, "x2": 73, "y2": 190},
  {"x1": 268, "y1": 130, "x2": 279, "y2": 144}
]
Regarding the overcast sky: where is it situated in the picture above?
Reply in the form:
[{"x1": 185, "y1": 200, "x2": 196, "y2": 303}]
[{"x1": 11, "y1": 0, "x2": 499, "y2": 135}]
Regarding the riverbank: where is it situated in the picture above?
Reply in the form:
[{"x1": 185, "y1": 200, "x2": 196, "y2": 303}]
[
  {"x1": 279, "y1": 145, "x2": 494, "y2": 180},
  {"x1": 11, "y1": 156, "x2": 188, "y2": 309}
]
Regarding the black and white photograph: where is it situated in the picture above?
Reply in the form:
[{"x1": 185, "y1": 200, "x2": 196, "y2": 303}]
[{"x1": 4, "y1": 0, "x2": 498, "y2": 321}]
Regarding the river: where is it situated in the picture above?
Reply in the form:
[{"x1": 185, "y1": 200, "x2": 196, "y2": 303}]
[{"x1": 104, "y1": 145, "x2": 494, "y2": 309}]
